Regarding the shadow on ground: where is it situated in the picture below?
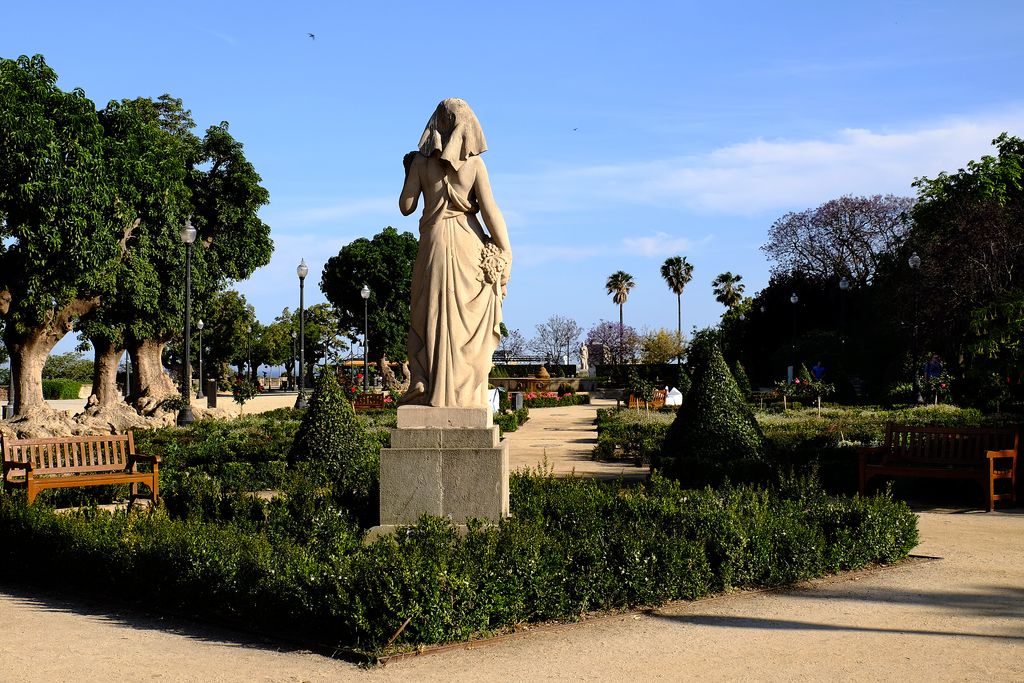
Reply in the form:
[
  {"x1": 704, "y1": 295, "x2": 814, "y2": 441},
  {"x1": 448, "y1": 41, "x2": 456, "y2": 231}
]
[
  {"x1": 0, "y1": 582, "x2": 357, "y2": 661},
  {"x1": 652, "y1": 583, "x2": 1024, "y2": 641}
]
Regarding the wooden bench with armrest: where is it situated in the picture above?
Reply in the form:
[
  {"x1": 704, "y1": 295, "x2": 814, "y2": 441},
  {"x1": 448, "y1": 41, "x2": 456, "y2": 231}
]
[
  {"x1": 858, "y1": 423, "x2": 1017, "y2": 511},
  {"x1": 2, "y1": 432, "x2": 159, "y2": 506}
]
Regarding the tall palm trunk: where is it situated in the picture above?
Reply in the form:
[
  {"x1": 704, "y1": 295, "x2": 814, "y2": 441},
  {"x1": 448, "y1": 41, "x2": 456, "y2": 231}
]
[
  {"x1": 676, "y1": 293, "x2": 682, "y2": 364},
  {"x1": 618, "y1": 303, "x2": 624, "y2": 365}
]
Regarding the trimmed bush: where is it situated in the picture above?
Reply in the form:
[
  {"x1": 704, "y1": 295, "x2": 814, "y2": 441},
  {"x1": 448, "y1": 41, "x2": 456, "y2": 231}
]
[
  {"x1": 524, "y1": 392, "x2": 590, "y2": 408},
  {"x1": 288, "y1": 370, "x2": 380, "y2": 523},
  {"x1": 42, "y1": 379, "x2": 81, "y2": 400},
  {"x1": 494, "y1": 406, "x2": 530, "y2": 434},
  {"x1": 0, "y1": 473, "x2": 917, "y2": 654},
  {"x1": 594, "y1": 408, "x2": 672, "y2": 464},
  {"x1": 660, "y1": 330, "x2": 765, "y2": 485},
  {"x1": 732, "y1": 360, "x2": 752, "y2": 399}
]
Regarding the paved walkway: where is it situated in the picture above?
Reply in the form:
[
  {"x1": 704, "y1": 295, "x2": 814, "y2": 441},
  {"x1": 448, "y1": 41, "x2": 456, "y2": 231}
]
[
  {"x1": 3, "y1": 401, "x2": 1021, "y2": 681},
  {"x1": 506, "y1": 398, "x2": 649, "y2": 479}
]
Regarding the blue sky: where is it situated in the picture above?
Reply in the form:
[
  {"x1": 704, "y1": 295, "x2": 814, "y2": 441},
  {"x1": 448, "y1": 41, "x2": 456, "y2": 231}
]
[{"x1": 5, "y1": 1, "x2": 1024, "y2": 357}]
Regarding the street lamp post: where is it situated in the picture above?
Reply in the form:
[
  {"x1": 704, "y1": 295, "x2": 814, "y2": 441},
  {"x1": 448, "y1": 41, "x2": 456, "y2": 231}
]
[
  {"x1": 295, "y1": 259, "x2": 309, "y2": 409},
  {"x1": 247, "y1": 324, "x2": 252, "y2": 383},
  {"x1": 177, "y1": 218, "x2": 197, "y2": 427},
  {"x1": 838, "y1": 276, "x2": 849, "y2": 339},
  {"x1": 196, "y1": 319, "x2": 205, "y2": 399},
  {"x1": 361, "y1": 284, "x2": 370, "y2": 392},
  {"x1": 291, "y1": 330, "x2": 296, "y2": 392},
  {"x1": 789, "y1": 292, "x2": 799, "y2": 383},
  {"x1": 909, "y1": 252, "x2": 923, "y2": 404}
]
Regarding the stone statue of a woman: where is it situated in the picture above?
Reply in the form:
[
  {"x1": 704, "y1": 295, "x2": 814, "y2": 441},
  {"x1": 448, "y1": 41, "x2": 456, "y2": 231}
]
[{"x1": 399, "y1": 98, "x2": 511, "y2": 408}]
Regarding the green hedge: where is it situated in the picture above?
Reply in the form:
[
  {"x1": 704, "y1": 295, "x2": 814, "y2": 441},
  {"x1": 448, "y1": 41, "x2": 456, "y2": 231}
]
[
  {"x1": 494, "y1": 406, "x2": 530, "y2": 434},
  {"x1": 594, "y1": 408, "x2": 672, "y2": 465},
  {"x1": 524, "y1": 393, "x2": 590, "y2": 409},
  {"x1": 596, "y1": 404, "x2": 1018, "y2": 493},
  {"x1": 0, "y1": 472, "x2": 918, "y2": 655},
  {"x1": 42, "y1": 379, "x2": 82, "y2": 400}
]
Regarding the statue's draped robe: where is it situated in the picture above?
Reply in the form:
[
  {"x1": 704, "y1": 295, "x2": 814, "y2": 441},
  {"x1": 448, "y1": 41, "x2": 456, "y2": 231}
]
[{"x1": 406, "y1": 158, "x2": 502, "y2": 406}]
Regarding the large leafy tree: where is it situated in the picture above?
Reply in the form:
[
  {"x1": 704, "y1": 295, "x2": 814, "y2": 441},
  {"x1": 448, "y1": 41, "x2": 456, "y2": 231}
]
[
  {"x1": 198, "y1": 289, "x2": 256, "y2": 384},
  {"x1": 660, "y1": 255, "x2": 694, "y2": 361},
  {"x1": 605, "y1": 271, "x2": 636, "y2": 364},
  {"x1": 909, "y1": 133, "x2": 1024, "y2": 390},
  {"x1": 762, "y1": 195, "x2": 914, "y2": 286},
  {"x1": 640, "y1": 328, "x2": 686, "y2": 364},
  {"x1": 75, "y1": 94, "x2": 194, "y2": 406},
  {"x1": 711, "y1": 272, "x2": 745, "y2": 311},
  {"x1": 320, "y1": 226, "x2": 419, "y2": 367},
  {"x1": 79, "y1": 99, "x2": 272, "y2": 410},
  {"x1": 0, "y1": 55, "x2": 119, "y2": 414}
]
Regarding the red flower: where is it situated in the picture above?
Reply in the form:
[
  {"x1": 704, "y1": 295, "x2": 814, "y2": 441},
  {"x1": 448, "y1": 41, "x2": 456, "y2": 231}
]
[
  {"x1": 350, "y1": 386, "x2": 357, "y2": 392},
  {"x1": 940, "y1": 383, "x2": 947, "y2": 389},
  {"x1": 357, "y1": 373, "x2": 364, "y2": 380},
  {"x1": 794, "y1": 378, "x2": 801, "y2": 384}
]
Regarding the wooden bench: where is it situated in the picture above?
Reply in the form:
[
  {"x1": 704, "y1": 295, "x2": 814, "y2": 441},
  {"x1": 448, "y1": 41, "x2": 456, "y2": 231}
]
[
  {"x1": 2, "y1": 432, "x2": 159, "y2": 506},
  {"x1": 859, "y1": 424, "x2": 1017, "y2": 511},
  {"x1": 627, "y1": 389, "x2": 667, "y2": 409},
  {"x1": 353, "y1": 392, "x2": 387, "y2": 411}
]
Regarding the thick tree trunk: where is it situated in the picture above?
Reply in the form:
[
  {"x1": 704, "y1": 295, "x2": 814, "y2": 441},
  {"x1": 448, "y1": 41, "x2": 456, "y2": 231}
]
[
  {"x1": 3, "y1": 297, "x2": 100, "y2": 416},
  {"x1": 127, "y1": 337, "x2": 177, "y2": 406},
  {"x1": 6, "y1": 332, "x2": 51, "y2": 415},
  {"x1": 90, "y1": 338, "x2": 124, "y2": 407}
]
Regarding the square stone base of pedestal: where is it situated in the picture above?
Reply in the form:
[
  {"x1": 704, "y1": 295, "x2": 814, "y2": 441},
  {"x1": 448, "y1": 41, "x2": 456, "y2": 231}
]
[{"x1": 376, "y1": 431, "x2": 509, "y2": 530}]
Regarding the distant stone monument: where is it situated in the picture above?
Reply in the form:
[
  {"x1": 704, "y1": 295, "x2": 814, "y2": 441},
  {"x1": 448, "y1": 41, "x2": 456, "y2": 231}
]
[
  {"x1": 579, "y1": 343, "x2": 589, "y2": 373},
  {"x1": 374, "y1": 98, "x2": 511, "y2": 535}
]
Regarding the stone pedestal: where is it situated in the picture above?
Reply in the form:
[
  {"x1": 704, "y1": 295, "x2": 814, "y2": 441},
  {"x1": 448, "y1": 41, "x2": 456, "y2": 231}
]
[{"x1": 372, "y1": 406, "x2": 509, "y2": 537}]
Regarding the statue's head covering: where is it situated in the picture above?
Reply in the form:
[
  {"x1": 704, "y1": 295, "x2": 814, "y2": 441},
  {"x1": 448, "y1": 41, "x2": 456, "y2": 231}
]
[{"x1": 418, "y1": 98, "x2": 487, "y2": 171}]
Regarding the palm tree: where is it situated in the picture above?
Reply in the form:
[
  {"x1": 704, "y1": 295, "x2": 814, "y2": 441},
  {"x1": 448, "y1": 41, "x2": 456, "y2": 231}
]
[
  {"x1": 712, "y1": 272, "x2": 745, "y2": 310},
  {"x1": 605, "y1": 271, "x2": 636, "y2": 363},
  {"x1": 660, "y1": 256, "x2": 694, "y2": 354}
]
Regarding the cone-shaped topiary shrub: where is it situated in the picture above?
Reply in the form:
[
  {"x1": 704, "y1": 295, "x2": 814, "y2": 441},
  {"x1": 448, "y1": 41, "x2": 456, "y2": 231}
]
[
  {"x1": 732, "y1": 360, "x2": 752, "y2": 399},
  {"x1": 288, "y1": 370, "x2": 380, "y2": 522},
  {"x1": 673, "y1": 364, "x2": 692, "y2": 399},
  {"x1": 660, "y1": 329, "x2": 766, "y2": 486}
]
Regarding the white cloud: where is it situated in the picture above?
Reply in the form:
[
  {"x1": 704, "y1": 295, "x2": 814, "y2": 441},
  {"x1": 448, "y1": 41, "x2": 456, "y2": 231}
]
[
  {"x1": 496, "y1": 110, "x2": 1024, "y2": 218},
  {"x1": 516, "y1": 232, "x2": 712, "y2": 267},
  {"x1": 514, "y1": 243, "x2": 603, "y2": 267},
  {"x1": 621, "y1": 232, "x2": 707, "y2": 257},
  {"x1": 264, "y1": 197, "x2": 394, "y2": 229}
]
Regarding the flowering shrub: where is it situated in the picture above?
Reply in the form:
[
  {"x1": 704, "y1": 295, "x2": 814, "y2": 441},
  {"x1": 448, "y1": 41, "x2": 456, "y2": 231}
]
[
  {"x1": 921, "y1": 370, "x2": 953, "y2": 404},
  {"x1": 230, "y1": 376, "x2": 260, "y2": 414}
]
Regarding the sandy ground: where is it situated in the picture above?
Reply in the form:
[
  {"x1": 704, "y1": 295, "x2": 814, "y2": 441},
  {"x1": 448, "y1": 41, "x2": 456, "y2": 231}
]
[{"x1": 5, "y1": 399, "x2": 1021, "y2": 681}]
